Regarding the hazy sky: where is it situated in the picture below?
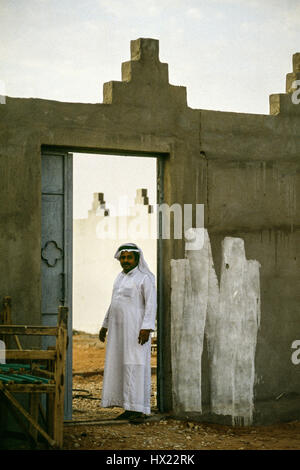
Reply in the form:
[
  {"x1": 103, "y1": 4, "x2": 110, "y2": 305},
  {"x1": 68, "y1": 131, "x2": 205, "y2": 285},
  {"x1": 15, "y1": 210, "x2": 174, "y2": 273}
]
[
  {"x1": 1, "y1": 0, "x2": 299, "y2": 217},
  {"x1": 2, "y1": 0, "x2": 300, "y2": 112}
]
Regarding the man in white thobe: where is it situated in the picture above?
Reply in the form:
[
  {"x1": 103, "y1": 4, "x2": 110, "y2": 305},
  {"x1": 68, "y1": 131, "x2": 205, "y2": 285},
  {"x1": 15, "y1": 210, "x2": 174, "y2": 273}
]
[{"x1": 99, "y1": 243, "x2": 157, "y2": 421}]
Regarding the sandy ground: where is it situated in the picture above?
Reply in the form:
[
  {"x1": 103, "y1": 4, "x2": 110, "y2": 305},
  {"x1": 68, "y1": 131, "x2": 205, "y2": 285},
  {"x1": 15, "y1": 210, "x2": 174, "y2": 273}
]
[{"x1": 62, "y1": 332, "x2": 300, "y2": 451}]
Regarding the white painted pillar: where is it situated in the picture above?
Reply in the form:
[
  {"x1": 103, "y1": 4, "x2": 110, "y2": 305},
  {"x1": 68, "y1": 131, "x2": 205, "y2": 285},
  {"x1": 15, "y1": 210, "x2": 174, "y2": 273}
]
[
  {"x1": 209, "y1": 237, "x2": 261, "y2": 425},
  {"x1": 171, "y1": 233, "x2": 261, "y2": 424},
  {"x1": 171, "y1": 228, "x2": 212, "y2": 413}
]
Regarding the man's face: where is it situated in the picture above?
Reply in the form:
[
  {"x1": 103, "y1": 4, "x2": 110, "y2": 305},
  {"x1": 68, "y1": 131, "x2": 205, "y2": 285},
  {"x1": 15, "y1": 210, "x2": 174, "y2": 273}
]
[{"x1": 119, "y1": 251, "x2": 138, "y2": 273}]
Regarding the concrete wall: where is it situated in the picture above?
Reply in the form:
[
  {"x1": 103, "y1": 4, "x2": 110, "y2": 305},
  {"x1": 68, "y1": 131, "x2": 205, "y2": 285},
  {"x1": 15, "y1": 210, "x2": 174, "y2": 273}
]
[
  {"x1": 200, "y1": 103, "x2": 300, "y2": 423},
  {"x1": 0, "y1": 38, "x2": 299, "y2": 424}
]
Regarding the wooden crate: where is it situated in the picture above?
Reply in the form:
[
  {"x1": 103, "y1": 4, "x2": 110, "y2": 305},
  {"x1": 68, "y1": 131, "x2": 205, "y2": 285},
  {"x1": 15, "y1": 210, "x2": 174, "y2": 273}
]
[{"x1": 0, "y1": 297, "x2": 68, "y2": 449}]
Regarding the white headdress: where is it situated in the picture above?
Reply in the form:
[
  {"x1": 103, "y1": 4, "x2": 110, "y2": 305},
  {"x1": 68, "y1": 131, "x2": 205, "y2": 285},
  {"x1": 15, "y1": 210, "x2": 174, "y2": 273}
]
[{"x1": 114, "y1": 243, "x2": 155, "y2": 284}]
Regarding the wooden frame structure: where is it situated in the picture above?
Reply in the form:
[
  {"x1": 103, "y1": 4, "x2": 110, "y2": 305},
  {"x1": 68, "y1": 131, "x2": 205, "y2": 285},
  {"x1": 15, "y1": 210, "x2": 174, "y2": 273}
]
[{"x1": 0, "y1": 297, "x2": 68, "y2": 449}]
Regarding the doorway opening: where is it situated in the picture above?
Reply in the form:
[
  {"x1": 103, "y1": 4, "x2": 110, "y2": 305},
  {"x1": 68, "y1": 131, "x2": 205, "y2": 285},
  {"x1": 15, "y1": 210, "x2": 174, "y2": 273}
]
[
  {"x1": 41, "y1": 147, "x2": 165, "y2": 422},
  {"x1": 72, "y1": 152, "x2": 159, "y2": 421}
]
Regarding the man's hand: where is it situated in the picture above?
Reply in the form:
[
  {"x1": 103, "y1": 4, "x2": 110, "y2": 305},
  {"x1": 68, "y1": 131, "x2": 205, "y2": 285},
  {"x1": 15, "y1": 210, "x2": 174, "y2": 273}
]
[
  {"x1": 138, "y1": 329, "x2": 151, "y2": 345},
  {"x1": 99, "y1": 327, "x2": 107, "y2": 343}
]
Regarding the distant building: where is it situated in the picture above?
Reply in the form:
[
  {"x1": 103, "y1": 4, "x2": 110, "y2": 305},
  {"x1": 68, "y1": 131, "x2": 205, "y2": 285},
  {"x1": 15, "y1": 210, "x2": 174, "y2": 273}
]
[{"x1": 73, "y1": 188, "x2": 157, "y2": 333}]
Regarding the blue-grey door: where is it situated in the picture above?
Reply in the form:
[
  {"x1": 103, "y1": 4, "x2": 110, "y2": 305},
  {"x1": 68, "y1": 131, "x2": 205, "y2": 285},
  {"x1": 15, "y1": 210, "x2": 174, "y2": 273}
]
[{"x1": 41, "y1": 151, "x2": 73, "y2": 420}]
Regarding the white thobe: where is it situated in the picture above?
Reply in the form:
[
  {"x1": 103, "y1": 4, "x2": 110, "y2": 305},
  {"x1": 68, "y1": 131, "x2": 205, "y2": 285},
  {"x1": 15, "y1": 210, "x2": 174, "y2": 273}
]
[{"x1": 101, "y1": 266, "x2": 157, "y2": 414}]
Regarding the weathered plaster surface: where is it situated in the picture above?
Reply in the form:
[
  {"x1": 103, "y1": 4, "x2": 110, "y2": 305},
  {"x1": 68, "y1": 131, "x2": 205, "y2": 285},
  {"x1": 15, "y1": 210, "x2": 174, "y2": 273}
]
[
  {"x1": 171, "y1": 231, "x2": 261, "y2": 425},
  {"x1": 209, "y1": 237, "x2": 261, "y2": 425}
]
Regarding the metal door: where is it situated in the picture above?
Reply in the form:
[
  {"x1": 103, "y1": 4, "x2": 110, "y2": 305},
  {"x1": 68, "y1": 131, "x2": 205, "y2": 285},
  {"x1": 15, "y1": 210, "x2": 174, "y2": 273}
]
[{"x1": 41, "y1": 151, "x2": 73, "y2": 420}]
